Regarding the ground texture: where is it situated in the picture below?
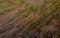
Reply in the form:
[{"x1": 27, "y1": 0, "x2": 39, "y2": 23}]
[{"x1": 0, "y1": 0, "x2": 60, "y2": 38}]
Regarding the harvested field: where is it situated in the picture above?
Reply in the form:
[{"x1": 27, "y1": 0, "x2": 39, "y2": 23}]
[{"x1": 0, "y1": 0, "x2": 60, "y2": 38}]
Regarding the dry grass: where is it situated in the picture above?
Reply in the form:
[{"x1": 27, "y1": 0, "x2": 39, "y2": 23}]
[{"x1": 0, "y1": 0, "x2": 60, "y2": 38}]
